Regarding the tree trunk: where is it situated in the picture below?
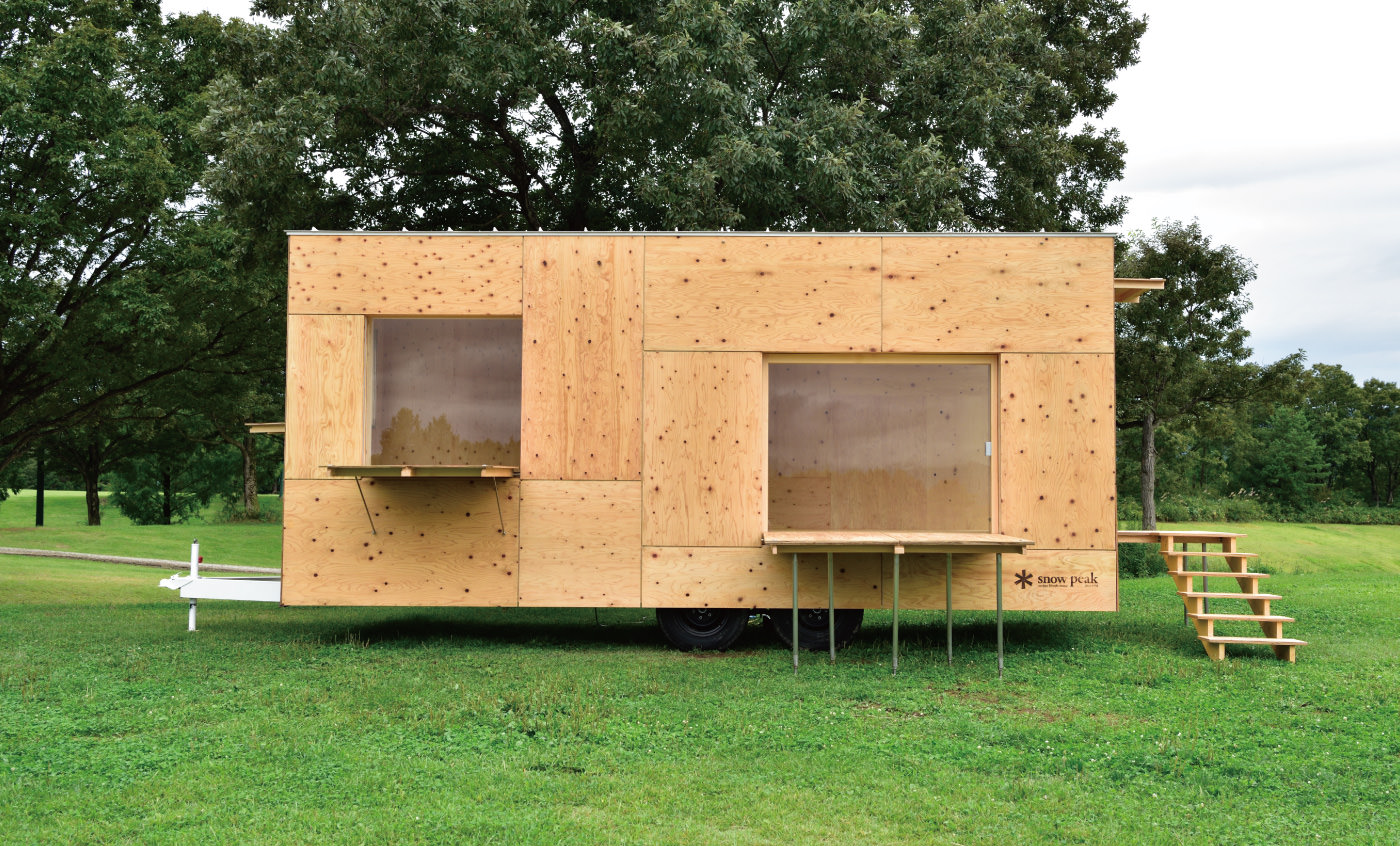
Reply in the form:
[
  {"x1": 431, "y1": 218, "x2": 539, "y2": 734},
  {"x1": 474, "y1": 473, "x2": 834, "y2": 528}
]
[
  {"x1": 160, "y1": 470, "x2": 173, "y2": 525},
  {"x1": 35, "y1": 451, "x2": 45, "y2": 527},
  {"x1": 82, "y1": 442, "x2": 101, "y2": 526},
  {"x1": 1140, "y1": 411, "x2": 1157, "y2": 530},
  {"x1": 241, "y1": 435, "x2": 260, "y2": 518}
]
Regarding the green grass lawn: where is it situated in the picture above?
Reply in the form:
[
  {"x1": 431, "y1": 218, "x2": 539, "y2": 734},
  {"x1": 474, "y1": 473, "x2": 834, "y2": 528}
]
[
  {"x1": 1159, "y1": 521, "x2": 1400, "y2": 575},
  {"x1": 2, "y1": 519, "x2": 1399, "y2": 844},
  {"x1": 0, "y1": 490, "x2": 282, "y2": 567}
]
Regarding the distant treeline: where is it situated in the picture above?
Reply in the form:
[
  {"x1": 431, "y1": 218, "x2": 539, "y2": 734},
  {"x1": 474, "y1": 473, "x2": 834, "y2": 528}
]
[{"x1": 1117, "y1": 364, "x2": 1400, "y2": 525}]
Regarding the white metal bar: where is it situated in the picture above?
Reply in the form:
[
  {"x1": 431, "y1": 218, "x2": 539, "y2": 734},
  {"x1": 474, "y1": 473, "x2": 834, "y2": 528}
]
[{"x1": 188, "y1": 540, "x2": 199, "y2": 631}]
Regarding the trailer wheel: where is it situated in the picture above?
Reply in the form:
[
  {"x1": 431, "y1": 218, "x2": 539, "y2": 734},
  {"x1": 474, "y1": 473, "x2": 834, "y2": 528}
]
[
  {"x1": 655, "y1": 608, "x2": 749, "y2": 651},
  {"x1": 765, "y1": 608, "x2": 864, "y2": 651}
]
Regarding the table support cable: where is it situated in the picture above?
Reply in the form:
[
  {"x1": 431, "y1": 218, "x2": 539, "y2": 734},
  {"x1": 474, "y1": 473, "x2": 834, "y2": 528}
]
[{"x1": 352, "y1": 477, "x2": 378, "y2": 535}]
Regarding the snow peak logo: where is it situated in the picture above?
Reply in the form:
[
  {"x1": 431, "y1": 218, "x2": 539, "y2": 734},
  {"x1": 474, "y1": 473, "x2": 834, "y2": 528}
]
[{"x1": 1013, "y1": 570, "x2": 1098, "y2": 589}]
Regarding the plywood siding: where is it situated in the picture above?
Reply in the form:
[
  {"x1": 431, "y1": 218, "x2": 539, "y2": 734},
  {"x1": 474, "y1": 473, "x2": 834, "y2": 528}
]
[
  {"x1": 882, "y1": 236, "x2": 1114, "y2": 353},
  {"x1": 999, "y1": 353, "x2": 1116, "y2": 549},
  {"x1": 643, "y1": 547, "x2": 882, "y2": 609},
  {"x1": 641, "y1": 547, "x2": 1115, "y2": 611},
  {"x1": 288, "y1": 234, "x2": 523, "y2": 315},
  {"x1": 521, "y1": 236, "x2": 643, "y2": 480},
  {"x1": 286, "y1": 314, "x2": 365, "y2": 480},
  {"x1": 518, "y1": 481, "x2": 642, "y2": 607},
  {"x1": 281, "y1": 478, "x2": 520, "y2": 606},
  {"x1": 883, "y1": 549, "x2": 1116, "y2": 611},
  {"x1": 644, "y1": 236, "x2": 882, "y2": 352},
  {"x1": 642, "y1": 352, "x2": 766, "y2": 546}
]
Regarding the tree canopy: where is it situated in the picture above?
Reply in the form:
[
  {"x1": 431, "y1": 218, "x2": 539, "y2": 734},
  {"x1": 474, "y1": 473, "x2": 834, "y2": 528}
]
[
  {"x1": 0, "y1": 1, "x2": 282, "y2": 480},
  {"x1": 202, "y1": 0, "x2": 1145, "y2": 237}
]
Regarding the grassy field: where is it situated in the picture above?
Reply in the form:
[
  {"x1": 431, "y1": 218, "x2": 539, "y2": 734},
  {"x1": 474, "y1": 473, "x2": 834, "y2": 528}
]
[
  {"x1": 0, "y1": 490, "x2": 282, "y2": 566},
  {"x1": 1159, "y1": 521, "x2": 1400, "y2": 575},
  {"x1": 2, "y1": 503, "x2": 1398, "y2": 843}
]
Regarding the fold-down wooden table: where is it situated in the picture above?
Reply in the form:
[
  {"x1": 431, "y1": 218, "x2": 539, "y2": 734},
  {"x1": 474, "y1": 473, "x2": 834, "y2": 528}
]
[{"x1": 763, "y1": 531, "x2": 1034, "y2": 675}]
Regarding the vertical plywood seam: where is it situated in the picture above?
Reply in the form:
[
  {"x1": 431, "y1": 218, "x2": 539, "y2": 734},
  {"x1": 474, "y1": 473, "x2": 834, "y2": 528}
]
[
  {"x1": 639, "y1": 237, "x2": 648, "y2": 605},
  {"x1": 518, "y1": 236, "x2": 527, "y2": 598}
]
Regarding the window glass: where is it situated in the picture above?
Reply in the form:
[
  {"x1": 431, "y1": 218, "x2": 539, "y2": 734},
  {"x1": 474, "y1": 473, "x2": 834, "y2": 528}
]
[
  {"x1": 768, "y1": 362, "x2": 991, "y2": 531},
  {"x1": 370, "y1": 319, "x2": 522, "y2": 466}
]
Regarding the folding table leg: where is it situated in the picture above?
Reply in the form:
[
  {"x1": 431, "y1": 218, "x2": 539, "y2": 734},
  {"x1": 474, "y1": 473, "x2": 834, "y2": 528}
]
[{"x1": 892, "y1": 553, "x2": 901, "y2": 675}]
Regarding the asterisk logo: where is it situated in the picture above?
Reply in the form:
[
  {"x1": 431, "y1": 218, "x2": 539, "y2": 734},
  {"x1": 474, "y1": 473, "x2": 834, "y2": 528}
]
[{"x1": 1014, "y1": 570, "x2": 1033, "y2": 589}]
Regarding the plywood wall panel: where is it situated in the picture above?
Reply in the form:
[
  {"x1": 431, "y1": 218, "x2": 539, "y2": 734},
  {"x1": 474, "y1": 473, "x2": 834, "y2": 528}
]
[
  {"x1": 281, "y1": 478, "x2": 520, "y2": 606},
  {"x1": 883, "y1": 549, "x2": 1116, "y2": 611},
  {"x1": 642, "y1": 547, "x2": 882, "y2": 609},
  {"x1": 640, "y1": 547, "x2": 1113, "y2": 611},
  {"x1": 285, "y1": 315, "x2": 365, "y2": 480},
  {"x1": 999, "y1": 353, "x2": 1116, "y2": 549},
  {"x1": 518, "y1": 481, "x2": 642, "y2": 607},
  {"x1": 642, "y1": 352, "x2": 766, "y2": 546},
  {"x1": 521, "y1": 236, "x2": 643, "y2": 480},
  {"x1": 289, "y1": 234, "x2": 523, "y2": 315},
  {"x1": 882, "y1": 236, "x2": 1114, "y2": 353},
  {"x1": 644, "y1": 236, "x2": 882, "y2": 352}
]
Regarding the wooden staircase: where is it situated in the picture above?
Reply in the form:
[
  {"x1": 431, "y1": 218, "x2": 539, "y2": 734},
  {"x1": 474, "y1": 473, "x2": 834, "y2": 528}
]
[{"x1": 1118, "y1": 530, "x2": 1306, "y2": 662}]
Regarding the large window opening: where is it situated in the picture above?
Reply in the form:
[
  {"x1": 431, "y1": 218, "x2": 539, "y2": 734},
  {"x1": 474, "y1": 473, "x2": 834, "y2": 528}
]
[
  {"x1": 768, "y1": 361, "x2": 992, "y2": 532},
  {"x1": 369, "y1": 318, "x2": 522, "y2": 466}
]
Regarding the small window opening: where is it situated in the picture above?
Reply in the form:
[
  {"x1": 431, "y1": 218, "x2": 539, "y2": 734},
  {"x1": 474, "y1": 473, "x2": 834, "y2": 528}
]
[{"x1": 369, "y1": 318, "x2": 522, "y2": 465}]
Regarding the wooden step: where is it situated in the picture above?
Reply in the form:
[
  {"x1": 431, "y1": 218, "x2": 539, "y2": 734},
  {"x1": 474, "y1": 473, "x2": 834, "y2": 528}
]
[
  {"x1": 1188, "y1": 613, "x2": 1294, "y2": 623},
  {"x1": 1162, "y1": 551, "x2": 1257, "y2": 558},
  {"x1": 1178, "y1": 591, "x2": 1281, "y2": 600},
  {"x1": 1198, "y1": 634, "x2": 1306, "y2": 663},
  {"x1": 1170, "y1": 570, "x2": 1268, "y2": 578},
  {"x1": 1118, "y1": 530, "x2": 1247, "y2": 544},
  {"x1": 1200, "y1": 635, "x2": 1306, "y2": 646}
]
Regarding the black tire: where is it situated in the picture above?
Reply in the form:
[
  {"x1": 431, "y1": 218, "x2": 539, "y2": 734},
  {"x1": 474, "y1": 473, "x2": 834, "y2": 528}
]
[
  {"x1": 765, "y1": 608, "x2": 864, "y2": 651},
  {"x1": 655, "y1": 608, "x2": 750, "y2": 651}
]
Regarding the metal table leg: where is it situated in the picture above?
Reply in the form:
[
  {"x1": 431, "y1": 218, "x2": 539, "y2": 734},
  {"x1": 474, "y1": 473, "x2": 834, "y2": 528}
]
[
  {"x1": 827, "y1": 552, "x2": 836, "y2": 664},
  {"x1": 892, "y1": 552, "x2": 901, "y2": 675},
  {"x1": 946, "y1": 552, "x2": 953, "y2": 666},
  {"x1": 996, "y1": 552, "x2": 1004, "y2": 678},
  {"x1": 792, "y1": 552, "x2": 799, "y2": 673}
]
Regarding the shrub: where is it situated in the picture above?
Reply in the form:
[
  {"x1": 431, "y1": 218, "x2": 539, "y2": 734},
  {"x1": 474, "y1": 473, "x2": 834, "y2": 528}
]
[
  {"x1": 1117, "y1": 543, "x2": 1164, "y2": 578},
  {"x1": 109, "y1": 454, "x2": 220, "y2": 526},
  {"x1": 1117, "y1": 495, "x2": 1143, "y2": 525},
  {"x1": 1155, "y1": 491, "x2": 1270, "y2": 523}
]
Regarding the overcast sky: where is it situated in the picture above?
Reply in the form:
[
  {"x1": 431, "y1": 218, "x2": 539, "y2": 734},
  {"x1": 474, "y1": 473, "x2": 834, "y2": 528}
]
[{"x1": 163, "y1": 0, "x2": 1400, "y2": 384}]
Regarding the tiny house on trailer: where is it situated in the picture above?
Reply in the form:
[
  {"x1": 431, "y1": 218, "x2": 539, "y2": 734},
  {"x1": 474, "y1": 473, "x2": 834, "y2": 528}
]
[{"x1": 176, "y1": 231, "x2": 1162, "y2": 661}]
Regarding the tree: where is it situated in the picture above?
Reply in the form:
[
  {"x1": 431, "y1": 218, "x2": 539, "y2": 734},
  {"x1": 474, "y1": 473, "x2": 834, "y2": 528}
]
[
  {"x1": 1360, "y1": 379, "x2": 1400, "y2": 507},
  {"x1": 201, "y1": 0, "x2": 1145, "y2": 238},
  {"x1": 44, "y1": 422, "x2": 146, "y2": 527},
  {"x1": 1115, "y1": 220, "x2": 1302, "y2": 529},
  {"x1": 109, "y1": 427, "x2": 223, "y2": 526},
  {"x1": 1237, "y1": 407, "x2": 1327, "y2": 514},
  {"x1": 0, "y1": 3, "x2": 283, "y2": 478},
  {"x1": 1300, "y1": 364, "x2": 1370, "y2": 500}
]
